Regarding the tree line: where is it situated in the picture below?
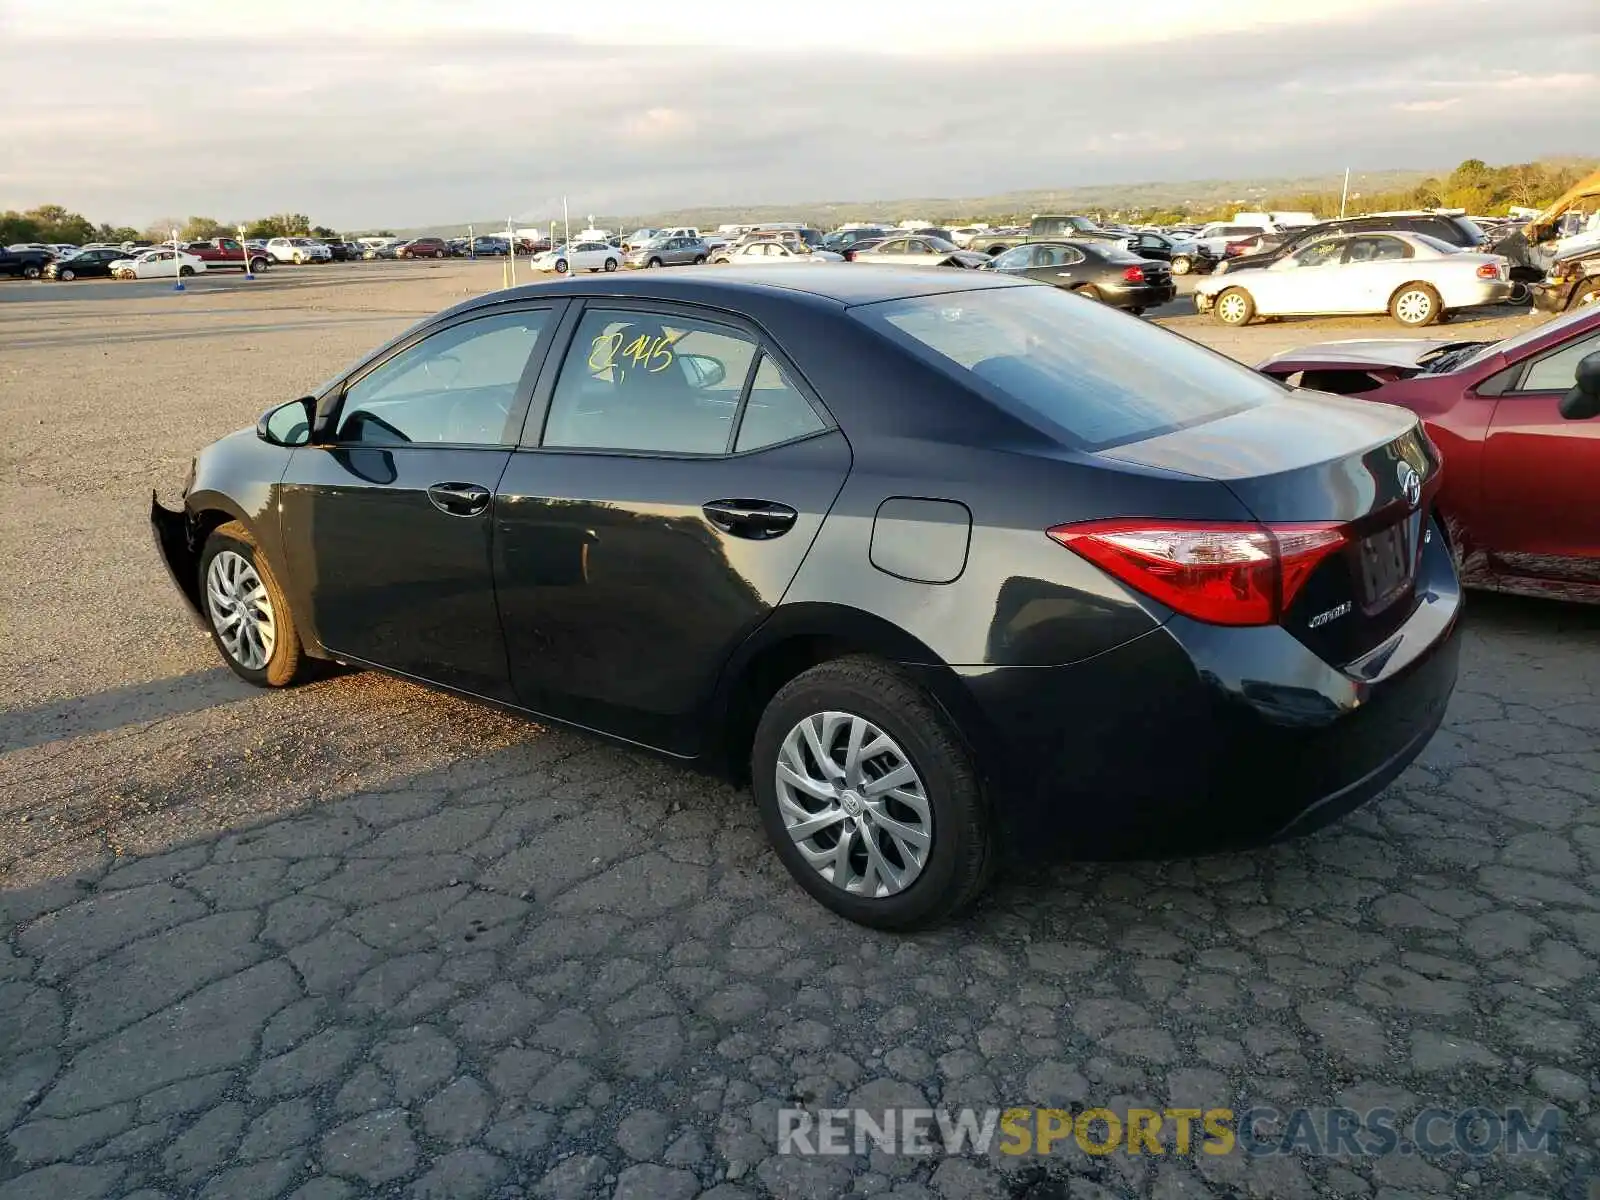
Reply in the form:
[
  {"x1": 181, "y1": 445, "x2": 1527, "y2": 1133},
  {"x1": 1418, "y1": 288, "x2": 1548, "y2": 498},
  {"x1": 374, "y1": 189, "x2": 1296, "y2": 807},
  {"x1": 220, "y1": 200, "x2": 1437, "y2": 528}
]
[
  {"x1": 0, "y1": 206, "x2": 342, "y2": 246},
  {"x1": 975, "y1": 159, "x2": 1594, "y2": 228}
]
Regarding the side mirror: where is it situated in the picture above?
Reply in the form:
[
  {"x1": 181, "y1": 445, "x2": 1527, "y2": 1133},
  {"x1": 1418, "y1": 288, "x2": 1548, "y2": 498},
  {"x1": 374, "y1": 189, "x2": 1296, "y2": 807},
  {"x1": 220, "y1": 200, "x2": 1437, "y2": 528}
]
[
  {"x1": 1558, "y1": 351, "x2": 1600, "y2": 420},
  {"x1": 257, "y1": 396, "x2": 315, "y2": 446}
]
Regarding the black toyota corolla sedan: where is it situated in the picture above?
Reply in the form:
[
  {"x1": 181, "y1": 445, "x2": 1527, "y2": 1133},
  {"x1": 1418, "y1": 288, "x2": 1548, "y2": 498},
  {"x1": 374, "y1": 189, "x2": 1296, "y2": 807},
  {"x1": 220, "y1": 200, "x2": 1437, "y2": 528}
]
[{"x1": 152, "y1": 267, "x2": 1460, "y2": 928}]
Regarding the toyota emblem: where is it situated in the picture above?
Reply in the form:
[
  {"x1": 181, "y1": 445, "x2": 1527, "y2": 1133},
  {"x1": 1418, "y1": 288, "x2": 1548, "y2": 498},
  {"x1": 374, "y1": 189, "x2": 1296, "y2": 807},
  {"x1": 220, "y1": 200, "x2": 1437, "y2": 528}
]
[{"x1": 1397, "y1": 462, "x2": 1422, "y2": 509}]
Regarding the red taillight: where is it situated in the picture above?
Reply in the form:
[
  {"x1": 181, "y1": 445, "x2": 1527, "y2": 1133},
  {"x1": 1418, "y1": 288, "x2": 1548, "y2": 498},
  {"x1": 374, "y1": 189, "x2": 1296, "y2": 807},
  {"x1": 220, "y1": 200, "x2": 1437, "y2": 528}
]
[
  {"x1": 1476, "y1": 263, "x2": 1499, "y2": 280},
  {"x1": 1122, "y1": 265, "x2": 1145, "y2": 283},
  {"x1": 1047, "y1": 519, "x2": 1350, "y2": 626}
]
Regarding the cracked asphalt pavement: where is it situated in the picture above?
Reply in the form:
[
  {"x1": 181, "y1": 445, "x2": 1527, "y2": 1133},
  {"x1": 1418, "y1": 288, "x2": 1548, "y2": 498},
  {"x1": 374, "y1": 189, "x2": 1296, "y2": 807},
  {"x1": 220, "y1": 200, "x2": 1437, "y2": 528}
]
[{"x1": 2, "y1": 264, "x2": 1597, "y2": 1200}]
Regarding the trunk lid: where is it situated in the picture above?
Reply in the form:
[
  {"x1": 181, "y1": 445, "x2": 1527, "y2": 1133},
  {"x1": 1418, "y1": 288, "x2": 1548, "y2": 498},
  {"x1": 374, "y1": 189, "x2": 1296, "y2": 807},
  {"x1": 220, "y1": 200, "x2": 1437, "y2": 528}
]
[{"x1": 1099, "y1": 391, "x2": 1440, "y2": 665}]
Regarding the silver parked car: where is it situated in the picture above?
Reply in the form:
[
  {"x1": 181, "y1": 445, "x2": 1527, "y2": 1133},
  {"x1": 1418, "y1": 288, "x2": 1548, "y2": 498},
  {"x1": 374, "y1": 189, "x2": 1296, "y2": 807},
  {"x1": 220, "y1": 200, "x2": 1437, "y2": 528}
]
[
  {"x1": 624, "y1": 236, "x2": 710, "y2": 269},
  {"x1": 847, "y1": 235, "x2": 990, "y2": 269}
]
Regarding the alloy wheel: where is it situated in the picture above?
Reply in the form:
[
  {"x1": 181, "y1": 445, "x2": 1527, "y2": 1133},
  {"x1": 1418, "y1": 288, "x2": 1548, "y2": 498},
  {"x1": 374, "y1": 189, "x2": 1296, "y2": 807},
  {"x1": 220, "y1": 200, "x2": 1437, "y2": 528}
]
[
  {"x1": 775, "y1": 711, "x2": 933, "y2": 899},
  {"x1": 1217, "y1": 293, "x2": 1248, "y2": 323},
  {"x1": 205, "y1": 550, "x2": 276, "y2": 671}
]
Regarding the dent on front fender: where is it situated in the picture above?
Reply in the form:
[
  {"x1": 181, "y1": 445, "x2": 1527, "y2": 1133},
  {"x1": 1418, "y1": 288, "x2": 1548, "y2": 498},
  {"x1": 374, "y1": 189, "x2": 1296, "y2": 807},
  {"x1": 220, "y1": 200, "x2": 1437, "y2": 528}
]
[{"x1": 150, "y1": 491, "x2": 205, "y2": 624}]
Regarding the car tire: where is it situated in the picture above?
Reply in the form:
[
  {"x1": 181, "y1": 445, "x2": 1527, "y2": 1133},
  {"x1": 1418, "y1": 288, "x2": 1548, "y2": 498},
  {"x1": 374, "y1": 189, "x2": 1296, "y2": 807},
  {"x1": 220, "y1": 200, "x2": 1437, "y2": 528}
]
[
  {"x1": 198, "y1": 521, "x2": 305, "y2": 688},
  {"x1": 1171, "y1": 255, "x2": 1192, "y2": 275},
  {"x1": 1390, "y1": 282, "x2": 1442, "y2": 327},
  {"x1": 23, "y1": 264, "x2": 41, "y2": 280},
  {"x1": 604, "y1": 258, "x2": 618, "y2": 272},
  {"x1": 751, "y1": 656, "x2": 993, "y2": 930},
  {"x1": 693, "y1": 255, "x2": 707, "y2": 265},
  {"x1": 1568, "y1": 280, "x2": 1599, "y2": 310},
  {"x1": 59, "y1": 268, "x2": 75, "y2": 281},
  {"x1": 554, "y1": 259, "x2": 568, "y2": 274},
  {"x1": 178, "y1": 265, "x2": 195, "y2": 277},
  {"x1": 647, "y1": 257, "x2": 662, "y2": 269},
  {"x1": 1507, "y1": 281, "x2": 1531, "y2": 306},
  {"x1": 1071, "y1": 284, "x2": 1102, "y2": 303},
  {"x1": 435, "y1": 250, "x2": 445, "y2": 259},
  {"x1": 1213, "y1": 287, "x2": 1255, "y2": 326},
  {"x1": 250, "y1": 257, "x2": 268, "y2": 273}
]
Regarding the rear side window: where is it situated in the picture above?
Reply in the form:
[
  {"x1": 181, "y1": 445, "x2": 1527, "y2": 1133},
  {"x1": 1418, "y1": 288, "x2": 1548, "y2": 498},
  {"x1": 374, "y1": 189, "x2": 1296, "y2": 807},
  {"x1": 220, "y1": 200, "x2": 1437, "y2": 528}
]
[
  {"x1": 735, "y1": 356, "x2": 825, "y2": 451},
  {"x1": 853, "y1": 285, "x2": 1281, "y2": 452}
]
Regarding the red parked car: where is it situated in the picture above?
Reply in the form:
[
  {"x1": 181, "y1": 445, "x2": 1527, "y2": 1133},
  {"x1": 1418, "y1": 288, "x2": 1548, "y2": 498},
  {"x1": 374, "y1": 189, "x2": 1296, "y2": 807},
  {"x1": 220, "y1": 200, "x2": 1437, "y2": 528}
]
[{"x1": 1257, "y1": 307, "x2": 1600, "y2": 603}]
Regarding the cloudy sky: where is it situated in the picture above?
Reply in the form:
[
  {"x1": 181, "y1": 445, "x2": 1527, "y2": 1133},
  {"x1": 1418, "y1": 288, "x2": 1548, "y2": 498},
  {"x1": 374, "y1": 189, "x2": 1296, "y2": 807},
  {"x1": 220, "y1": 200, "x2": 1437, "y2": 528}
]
[{"x1": 2, "y1": 0, "x2": 1594, "y2": 228}]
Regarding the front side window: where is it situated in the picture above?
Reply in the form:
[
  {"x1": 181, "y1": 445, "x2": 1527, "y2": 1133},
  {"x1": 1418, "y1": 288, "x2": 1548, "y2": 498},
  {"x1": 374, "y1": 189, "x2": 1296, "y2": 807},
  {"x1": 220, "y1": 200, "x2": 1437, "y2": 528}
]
[
  {"x1": 337, "y1": 310, "x2": 549, "y2": 446},
  {"x1": 1292, "y1": 239, "x2": 1344, "y2": 268},
  {"x1": 1519, "y1": 331, "x2": 1600, "y2": 392},
  {"x1": 993, "y1": 247, "x2": 1031, "y2": 270},
  {"x1": 542, "y1": 309, "x2": 758, "y2": 454},
  {"x1": 855, "y1": 285, "x2": 1281, "y2": 452}
]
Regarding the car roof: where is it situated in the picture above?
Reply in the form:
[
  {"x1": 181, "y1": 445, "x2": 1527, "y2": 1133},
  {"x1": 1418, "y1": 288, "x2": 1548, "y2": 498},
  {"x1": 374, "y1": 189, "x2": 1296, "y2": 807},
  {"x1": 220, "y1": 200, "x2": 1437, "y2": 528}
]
[{"x1": 469, "y1": 265, "x2": 1033, "y2": 312}]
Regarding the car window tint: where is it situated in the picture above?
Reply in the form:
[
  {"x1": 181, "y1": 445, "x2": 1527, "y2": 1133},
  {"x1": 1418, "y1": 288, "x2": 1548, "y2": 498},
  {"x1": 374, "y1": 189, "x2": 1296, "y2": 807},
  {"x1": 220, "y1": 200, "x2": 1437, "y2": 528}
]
[
  {"x1": 994, "y1": 247, "x2": 1030, "y2": 270},
  {"x1": 1520, "y1": 331, "x2": 1600, "y2": 392},
  {"x1": 855, "y1": 285, "x2": 1280, "y2": 452},
  {"x1": 337, "y1": 310, "x2": 548, "y2": 446},
  {"x1": 735, "y1": 355, "x2": 826, "y2": 452},
  {"x1": 543, "y1": 309, "x2": 757, "y2": 454}
]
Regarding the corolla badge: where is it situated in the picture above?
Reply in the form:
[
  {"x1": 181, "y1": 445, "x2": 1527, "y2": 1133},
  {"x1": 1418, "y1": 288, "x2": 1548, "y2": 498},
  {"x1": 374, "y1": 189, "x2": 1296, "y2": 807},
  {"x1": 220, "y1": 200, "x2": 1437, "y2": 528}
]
[{"x1": 1397, "y1": 461, "x2": 1422, "y2": 509}]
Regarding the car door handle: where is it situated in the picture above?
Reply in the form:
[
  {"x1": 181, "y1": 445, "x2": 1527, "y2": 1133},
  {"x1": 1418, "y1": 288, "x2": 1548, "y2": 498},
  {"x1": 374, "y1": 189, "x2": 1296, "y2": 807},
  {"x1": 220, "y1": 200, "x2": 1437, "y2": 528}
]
[
  {"x1": 702, "y1": 499, "x2": 798, "y2": 539},
  {"x1": 427, "y1": 482, "x2": 491, "y2": 516}
]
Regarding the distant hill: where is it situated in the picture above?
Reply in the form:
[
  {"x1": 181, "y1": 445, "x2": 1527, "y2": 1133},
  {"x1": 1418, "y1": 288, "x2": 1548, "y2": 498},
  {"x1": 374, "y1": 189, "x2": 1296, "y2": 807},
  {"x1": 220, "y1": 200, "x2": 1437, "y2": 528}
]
[{"x1": 361, "y1": 158, "x2": 1596, "y2": 239}]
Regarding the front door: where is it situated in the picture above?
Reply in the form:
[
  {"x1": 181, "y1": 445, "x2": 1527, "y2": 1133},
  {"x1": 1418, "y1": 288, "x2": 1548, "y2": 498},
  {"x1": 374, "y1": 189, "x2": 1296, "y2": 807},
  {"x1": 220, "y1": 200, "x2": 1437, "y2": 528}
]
[
  {"x1": 1480, "y1": 328, "x2": 1600, "y2": 584},
  {"x1": 278, "y1": 304, "x2": 562, "y2": 698},
  {"x1": 494, "y1": 302, "x2": 852, "y2": 753}
]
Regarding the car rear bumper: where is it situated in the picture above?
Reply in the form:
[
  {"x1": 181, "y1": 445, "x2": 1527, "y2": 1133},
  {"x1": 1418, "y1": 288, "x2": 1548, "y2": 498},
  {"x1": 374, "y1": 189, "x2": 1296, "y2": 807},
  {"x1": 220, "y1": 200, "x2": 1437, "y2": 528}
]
[
  {"x1": 1099, "y1": 282, "x2": 1177, "y2": 309},
  {"x1": 915, "y1": 523, "x2": 1461, "y2": 860}
]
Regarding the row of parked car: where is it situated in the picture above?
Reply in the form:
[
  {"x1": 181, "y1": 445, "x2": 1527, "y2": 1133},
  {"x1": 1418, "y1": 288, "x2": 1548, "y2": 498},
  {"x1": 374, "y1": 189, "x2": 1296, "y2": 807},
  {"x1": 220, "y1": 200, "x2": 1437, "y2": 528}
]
[{"x1": 511, "y1": 209, "x2": 1594, "y2": 327}]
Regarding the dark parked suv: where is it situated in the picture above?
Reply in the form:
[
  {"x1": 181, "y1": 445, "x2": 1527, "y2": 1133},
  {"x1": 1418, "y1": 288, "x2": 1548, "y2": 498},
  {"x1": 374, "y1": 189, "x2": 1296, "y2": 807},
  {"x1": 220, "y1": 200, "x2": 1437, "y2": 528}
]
[
  {"x1": 1219, "y1": 213, "x2": 1487, "y2": 275},
  {"x1": 397, "y1": 237, "x2": 450, "y2": 260}
]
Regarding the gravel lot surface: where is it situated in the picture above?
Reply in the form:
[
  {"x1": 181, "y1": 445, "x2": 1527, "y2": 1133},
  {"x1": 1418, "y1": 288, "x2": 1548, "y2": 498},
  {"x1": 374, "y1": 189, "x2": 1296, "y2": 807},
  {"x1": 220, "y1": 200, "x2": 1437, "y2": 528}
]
[{"x1": 2, "y1": 262, "x2": 1596, "y2": 1200}]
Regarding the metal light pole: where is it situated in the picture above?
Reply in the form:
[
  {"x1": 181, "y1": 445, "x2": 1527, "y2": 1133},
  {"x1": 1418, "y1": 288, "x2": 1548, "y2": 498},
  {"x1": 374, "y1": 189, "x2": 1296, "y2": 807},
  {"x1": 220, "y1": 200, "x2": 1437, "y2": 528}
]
[
  {"x1": 1339, "y1": 168, "x2": 1351, "y2": 219},
  {"x1": 239, "y1": 224, "x2": 255, "y2": 280},
  {"x1": 507, "y1": 217, "x2": 517, "y2": 287},
  {"x1": 171, "y1": 227, "x2": 185, "y2": 292}
]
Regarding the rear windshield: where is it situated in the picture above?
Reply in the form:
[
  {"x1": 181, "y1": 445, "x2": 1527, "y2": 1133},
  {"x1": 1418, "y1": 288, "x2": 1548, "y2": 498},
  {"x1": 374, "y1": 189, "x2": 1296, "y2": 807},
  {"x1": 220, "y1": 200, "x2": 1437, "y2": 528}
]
[
  {"x1": 1448, "y1": 216, "x2": 1487, "y2": 245},
  {"x1": 853, "y1": 284, "x2": 1282, "y2": 451}
]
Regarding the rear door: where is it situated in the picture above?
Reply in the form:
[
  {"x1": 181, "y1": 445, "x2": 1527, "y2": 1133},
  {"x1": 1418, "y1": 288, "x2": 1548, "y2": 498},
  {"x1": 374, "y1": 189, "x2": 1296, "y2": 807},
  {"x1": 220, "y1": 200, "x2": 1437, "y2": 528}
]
[
  {"x1": 1339, "y1": 234, "x2": 1413, "y2": 313},
  {"x1": 277, "y1": 302, "x2": 564, "y2": 698},
  {"x1": 493, "y1": 300, "x2": 851, "y2": 753},
  {"x1": 1479, "y1": 326, "x2": 1600, "y2": 581}
]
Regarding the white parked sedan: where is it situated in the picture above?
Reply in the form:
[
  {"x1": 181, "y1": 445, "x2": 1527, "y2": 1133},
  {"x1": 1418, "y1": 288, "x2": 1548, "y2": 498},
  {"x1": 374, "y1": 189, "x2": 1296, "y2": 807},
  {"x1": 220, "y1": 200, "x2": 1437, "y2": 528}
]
[
  {"x1": 719, "y1": 242, "x2": 843, "y2": 265},
  {"x1": 1194, "y1": 231, "x2": 1512, "y2": 327},
  {"x1": 266, "y1": 237, "x2": 332, "y2": 265},
  {"x1": 846, "y1": 235, "x2": 987, "y2": 269},
  {"x1": 110, "y1": 249, "x2": 209, "y2": 280},
  {"x1": 531, "y1": 242, "x2": 622, "y2": 273}
]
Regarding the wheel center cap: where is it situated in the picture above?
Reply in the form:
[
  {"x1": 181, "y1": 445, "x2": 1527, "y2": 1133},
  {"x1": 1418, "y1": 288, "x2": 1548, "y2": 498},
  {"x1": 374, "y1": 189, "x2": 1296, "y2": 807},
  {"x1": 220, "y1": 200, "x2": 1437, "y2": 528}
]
[{"x1": 840, "y1": 791, "x2": 863, "y2": 818}]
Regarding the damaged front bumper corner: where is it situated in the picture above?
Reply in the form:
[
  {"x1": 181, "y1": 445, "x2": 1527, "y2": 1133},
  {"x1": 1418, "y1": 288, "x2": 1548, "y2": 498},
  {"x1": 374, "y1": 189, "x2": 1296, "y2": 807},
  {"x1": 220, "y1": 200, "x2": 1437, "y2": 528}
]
[{"x1": 150, "y1": 491, "x2": 206, "y2": 624}]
